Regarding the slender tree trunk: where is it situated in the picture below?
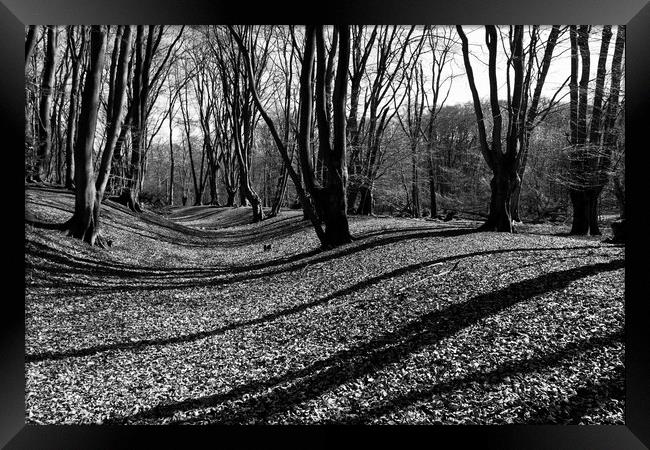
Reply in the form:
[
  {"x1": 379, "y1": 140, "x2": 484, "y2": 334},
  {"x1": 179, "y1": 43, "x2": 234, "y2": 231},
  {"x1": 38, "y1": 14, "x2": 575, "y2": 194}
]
[
  {"x1": 233, "y1": 136, "x2": 263, "y2": 219},
  {"x1": 271, "y1": 161, "x2": 290, "y2": 216},
  {"x1": 613, "y1": 175, "x2": 624, "y2": 218},
  {"x1": 228, "y1": 25, "x2": 324, "y2": 235},
  {"x1": 411, "y1": 143, "x2": 420, "y2": 217},
  {"x1": 208, "y1": 156, "x2": 219, "y2": 206},
  {"x1": 25, "y1": 25, "x2": 37, "y2": 67},
  {"x1": 168, "y1": 111, "x2": 175, "y2": 205},
  {"x1": 36, "y1": 25, "x2": 58, "y2": 182},
  {"x1": 120, "y1": 26, "x2": 145, "y2": 212},
  {"x1": 95, "y1": 26, "x2": 133, "y2": 199},
  {"x1": 428, "y1": 150, "x2": 437, "y2": 217},
  {"x1": 64, "y1": 27, "x2": 86, "y2": 189}
]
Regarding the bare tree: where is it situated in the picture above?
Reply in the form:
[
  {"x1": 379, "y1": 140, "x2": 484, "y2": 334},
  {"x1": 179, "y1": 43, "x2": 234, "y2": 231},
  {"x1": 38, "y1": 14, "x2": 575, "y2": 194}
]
[
  {"x1": 95, "y1": 26, "x2": 133, "y2": 199},
  {"x1": 63, "y1": 26, "x2": 107, "y2": 245},
  {"x1": 567, "y1": 25, "x2": 625, "y2": 235},
  {"x1": 348, "y1": 25, "x2": 416, "y2": 215},
  {"x1": 396, "y1": 28, "x2": 428, "y2": 217},
  {"x1": 231, "y1": 25, "x2": 352, "y2": 246},
  {"x1": 456, "y1": 25, "x2": 562, "y2": 231},
  {"x1": 25, "y1": 25, "x2": 38, "y2": 67},
  {"x1": 346, "y1": 25, "x2": 378, "y2": 211},
  {"x1": 211, "y1": 26, "x2": 267, "y2": 221},
  {"x1": 113, "y1": 25, "x2": 184, "y2": 211},
  {"x1": 35, "y1": 25, "x2": 59, "y2": 182},
  {"x1": 420, "y1": 26, "x2": 455, "y2": 218},
  {"x1": 63, "y1": 26, "x2": 87, "y2": 189},
  {"x1": 298, "y1": 25, "x2": 352, "y2": 245}
]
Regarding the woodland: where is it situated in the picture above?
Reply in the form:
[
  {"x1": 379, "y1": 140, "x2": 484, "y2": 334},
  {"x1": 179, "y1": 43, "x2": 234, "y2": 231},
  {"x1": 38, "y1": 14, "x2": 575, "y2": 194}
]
[{"x1": 25, "y1": 25, "x2": 625, "y2": 425}]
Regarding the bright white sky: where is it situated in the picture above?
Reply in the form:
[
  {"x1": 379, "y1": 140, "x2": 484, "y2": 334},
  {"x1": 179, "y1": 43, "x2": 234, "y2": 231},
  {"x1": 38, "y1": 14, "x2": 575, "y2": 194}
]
[
  {"x1": 441, "y1": 25, "x2": 623, "y2": 106},
  {"x1": 154, "y1": 25, "x2": 624, "y2": 147}
]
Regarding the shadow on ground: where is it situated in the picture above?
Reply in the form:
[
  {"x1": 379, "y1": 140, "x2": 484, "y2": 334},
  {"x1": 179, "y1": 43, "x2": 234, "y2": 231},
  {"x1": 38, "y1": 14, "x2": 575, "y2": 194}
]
[{"x1": 100, "y1": 259, "x2": 623, "y2": 424}]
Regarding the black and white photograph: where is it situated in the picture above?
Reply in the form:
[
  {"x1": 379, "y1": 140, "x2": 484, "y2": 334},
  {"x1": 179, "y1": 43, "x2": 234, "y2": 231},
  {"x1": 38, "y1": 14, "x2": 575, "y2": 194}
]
[{"x1": 23, "y1": 22, "x2": 631, "y2": 427}]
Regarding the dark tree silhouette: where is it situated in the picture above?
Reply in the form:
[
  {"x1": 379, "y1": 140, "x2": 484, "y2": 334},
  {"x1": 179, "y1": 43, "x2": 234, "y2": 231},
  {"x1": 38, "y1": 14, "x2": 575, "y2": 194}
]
[{"x1": 457, "y1": 25, "x2": 561, "y2": 231}]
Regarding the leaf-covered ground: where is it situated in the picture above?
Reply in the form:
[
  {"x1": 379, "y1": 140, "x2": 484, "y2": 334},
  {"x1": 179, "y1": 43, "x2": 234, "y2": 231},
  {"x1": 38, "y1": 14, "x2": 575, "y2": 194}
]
[{"x1": 25, "y1": 185, "x2": 625, "y2": 425}]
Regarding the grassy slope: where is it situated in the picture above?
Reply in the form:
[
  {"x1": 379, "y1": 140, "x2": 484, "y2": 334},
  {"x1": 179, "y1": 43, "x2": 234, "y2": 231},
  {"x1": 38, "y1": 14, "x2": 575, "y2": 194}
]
[{"x1": 25, "y1": 185, "x2": 624, "y2": 424}]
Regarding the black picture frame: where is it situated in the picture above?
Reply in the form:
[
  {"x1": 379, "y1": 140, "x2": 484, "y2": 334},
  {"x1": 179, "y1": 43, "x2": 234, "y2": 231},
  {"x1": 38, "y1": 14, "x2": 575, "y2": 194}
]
[{"x1": 5, "y1": 0, "x2": 649, "y2": 447}]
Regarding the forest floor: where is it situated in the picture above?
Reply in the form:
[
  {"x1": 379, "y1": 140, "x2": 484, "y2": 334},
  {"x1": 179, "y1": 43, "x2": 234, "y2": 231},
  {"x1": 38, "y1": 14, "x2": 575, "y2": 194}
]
[{"x1": 25, "y1": 184, "x2": 625, "y2": 425}]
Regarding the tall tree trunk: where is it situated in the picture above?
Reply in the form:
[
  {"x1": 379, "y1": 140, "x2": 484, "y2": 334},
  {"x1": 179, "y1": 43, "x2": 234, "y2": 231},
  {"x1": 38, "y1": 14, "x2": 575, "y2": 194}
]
[
  {"x1": 208, "y1": 155, "x2": 219, "y2": 206},
  {"x1": 234, "y1": 139, "x2": 263, "y2": 219},
  {"x1": 411, "y1": 143, "x2": 420, "y2": 217},
  {"x1": 95, "y1": 26, "x2": 133, "y2": 199},
  {"x1": 356, "y1": 184, "x2": 373, "y2": 215},
  {"x1": 428, "y1": 148, "x2": 437, "y2": 217},
  {"x1": 168, "y1": 105, "x2": 175, "y2": 205},
  {"x1": 457, "y1": 25, "x2": 525, "y2": 232},
  {"x1": 228, "y1": 25, "x2": 324, "y2": 237},
  {"x1": 36, "y1": 25, "x2": 58, "y2": 182},
  {"x1": 64, "y1": 26, "x2": 107, "y2": 246},
  {"x1": 321, "y1": 25, "x2": 352, "y2": 246},
  {"x1": 238, "y1": 167, "x2": 248, "y2": 206},
  {"x1": 570, "y1": 25, "x2": 599, "y2": 235},
  {"x1": 121, "y1": 26, "x2": 145, "y2": 212},
  {"x1": 25, "y1": 25, "x2": 37, "y2": 67},
  {"x1": 271, "y1": 161, "x2": 290, "y2": 216},
  {"x1": 64, "y1": 26, "x2": 86, "y2": 189}
]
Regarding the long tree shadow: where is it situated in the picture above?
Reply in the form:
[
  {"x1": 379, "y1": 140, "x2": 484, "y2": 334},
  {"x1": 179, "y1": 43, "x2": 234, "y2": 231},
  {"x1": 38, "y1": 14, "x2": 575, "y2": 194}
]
[
  {"x1": 26, "y1": 228, "x2": 484, "y2": 293},
  {"x1": 103, "y1": 259, "x2": 624, "y2": 424},
  {"x1": 339, "y1": 330, "x2": 623, "y2": 424},
  {"x1": 526, "y1": 365, "x2": 625, "y2": 424},
  {"x1": 25, "y1": 245, "x2": 610, "y2": 363}
]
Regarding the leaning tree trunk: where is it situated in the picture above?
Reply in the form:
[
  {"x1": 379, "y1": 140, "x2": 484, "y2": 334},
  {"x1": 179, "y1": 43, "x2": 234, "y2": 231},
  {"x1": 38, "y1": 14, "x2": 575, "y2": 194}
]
[
  {"x1": 235, "y1": 148, "x2": 263, "y2": 221},
  {"x1": 228, "y1": 25, "x2": 326, "y2": 240},
  {"x1": 36, "y1": 25, "x2": 58, "y2": 182},
  {"x1": 64, "y1": 25, "x2": 107, "y2": 246},
  {"x1": 270, "y1": 161, "x2": 290, "y2": 216},
  {"x1": 233, "y1": 121, "x2": 263, "y2": 221}
]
